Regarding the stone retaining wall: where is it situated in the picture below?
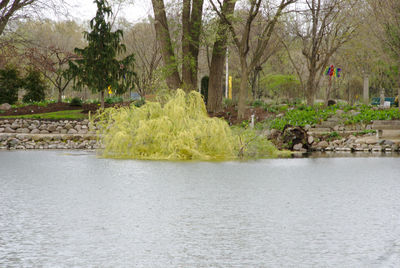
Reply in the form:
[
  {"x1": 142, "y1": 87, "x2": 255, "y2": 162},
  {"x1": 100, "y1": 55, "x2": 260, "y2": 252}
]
[{"x1": 0, "y1": 119, "x2": 99, "y2": 150}]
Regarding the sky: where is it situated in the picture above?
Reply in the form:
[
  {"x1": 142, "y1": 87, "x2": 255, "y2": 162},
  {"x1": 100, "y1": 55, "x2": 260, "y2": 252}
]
[{"x1": 61, "y1": 0, "x2": 153, "y2": 24}]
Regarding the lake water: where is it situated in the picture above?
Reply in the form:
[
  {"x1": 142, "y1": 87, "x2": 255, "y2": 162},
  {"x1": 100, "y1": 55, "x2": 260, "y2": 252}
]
[{"x1": 0, "y1": 151, "x2": 400, "y2": 267}]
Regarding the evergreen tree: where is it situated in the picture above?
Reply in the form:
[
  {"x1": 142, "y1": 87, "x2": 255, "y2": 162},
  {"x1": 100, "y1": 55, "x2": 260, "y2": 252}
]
[
  {"x1": 0, "y1": 66, "x2": 23, "y2": 105},
  {"x1": 68, "y1": 0, "x2": 135, "y2": 108},
  {"x1": 22, "y1": 68, "x2": 46, "y2": 103}
]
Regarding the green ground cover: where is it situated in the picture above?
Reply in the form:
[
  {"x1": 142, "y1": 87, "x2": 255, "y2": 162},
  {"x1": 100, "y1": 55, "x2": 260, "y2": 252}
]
[{"x1": 0, "y1": 110, "x2": 86, "y2": 120}]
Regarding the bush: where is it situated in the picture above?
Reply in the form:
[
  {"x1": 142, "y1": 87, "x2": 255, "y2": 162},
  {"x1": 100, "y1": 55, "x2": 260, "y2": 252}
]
[
  {"x1": 270, "y1": 105, "x2": 337, "y2": 130},
  {"x1": 105, "y1": 96, "x2": 123, "y2": 104},
  {"x1": 132, "y1": 98, "x2": 145, "y2": 107},
  {"x1": 22, "y1": 69, "x2": 46, "y2": 103},
  {"x1": 0, "y1": 66, "x2": 23, "y2": 105},
  {"x1": 70, "y1": 97, "x2": 82, "y2": 106}
]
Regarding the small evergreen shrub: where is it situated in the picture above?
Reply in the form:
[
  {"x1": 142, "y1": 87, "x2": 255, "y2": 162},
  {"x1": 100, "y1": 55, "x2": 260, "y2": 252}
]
[
  {"x1": 70, "y1": 97, "x2": 82, "y2": 106},
  {"x1": 0, "y1": 66, "x2": 23, "y2": 105},
  {"x1": 105, "y1": 96, "x2": 123, "y2": 104},
  {"x1": 22, "y1": 69, "x2": 46, "y2": 103}
]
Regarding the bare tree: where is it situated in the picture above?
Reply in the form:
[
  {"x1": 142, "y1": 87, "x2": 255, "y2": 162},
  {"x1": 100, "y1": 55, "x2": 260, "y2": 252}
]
[
  {"x1": 369, "y1": 0, "x2": 400, "y2": 98},
  {"x1": 25, "y1": 46, "x2": 77, "y2": 102},
  {"x1": 0, "y1": 0, "x2": 65, "y2": 36},
  {"x1": 290, "y1": 0, "x2": 358, "y2": 105},
  {"x1": 210, "y1": 0, "x2": 296, "y2": 119},
  {"x1": 124, "y1": 22, "x2": 162, "y2": 96}
]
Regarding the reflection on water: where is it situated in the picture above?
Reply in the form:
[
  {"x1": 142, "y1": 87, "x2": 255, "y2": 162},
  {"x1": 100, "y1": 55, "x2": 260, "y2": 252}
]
[{"x1": 0, "y1": 151, "x2": 400, "y2": 267}]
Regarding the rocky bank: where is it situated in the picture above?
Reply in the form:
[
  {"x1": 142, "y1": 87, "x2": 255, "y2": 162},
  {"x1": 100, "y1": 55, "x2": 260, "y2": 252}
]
[{"x1": 0, "y1": 119, "x2": 99, "y2": 150}]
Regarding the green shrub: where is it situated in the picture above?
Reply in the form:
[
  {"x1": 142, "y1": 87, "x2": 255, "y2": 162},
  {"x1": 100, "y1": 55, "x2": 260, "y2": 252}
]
[
  {"x1": 132, "y1": 98, "x2": 145, "y2": 107},
  {"x1": 251, "y1": 99, "x2": 264, "y2": 108},
  {"x1": 105, "y1": 96, "x2": 123, "y2": 104},
  {"x1": 22, "y1": 69, "x2": 46, "y2": 103},
  {"x1": 0, "y1": 66, "x2": 23, "y2": 105},
  {"x1": 342, "y1": 107, "x2": 400, "y2": 124},
  {"x1": 270, "y1": 105, "x2": 337, "y2": 130},
  {"x1": 70, "y1": 97, "x2": 82, "y2": 106}
]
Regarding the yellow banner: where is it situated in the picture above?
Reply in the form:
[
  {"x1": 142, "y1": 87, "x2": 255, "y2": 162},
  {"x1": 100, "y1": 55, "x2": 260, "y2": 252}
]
[{"x1": 228, "y1": 76, "x2": 232, "y2": 99}]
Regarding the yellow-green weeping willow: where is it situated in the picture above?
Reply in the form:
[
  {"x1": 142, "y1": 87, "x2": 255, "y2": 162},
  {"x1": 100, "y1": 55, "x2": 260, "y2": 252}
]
[{"x1": 93, "y1": 89, "x2": 288, "y2": 160}]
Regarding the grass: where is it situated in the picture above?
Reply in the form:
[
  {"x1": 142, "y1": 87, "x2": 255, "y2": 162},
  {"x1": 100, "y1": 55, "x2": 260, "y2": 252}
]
[{"x1": 0, "y1": 110, "x2": 87, "y2": 120}]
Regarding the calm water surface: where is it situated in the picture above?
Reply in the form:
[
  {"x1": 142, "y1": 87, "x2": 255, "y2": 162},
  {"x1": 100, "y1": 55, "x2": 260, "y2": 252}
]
[{"x1": 0, "y1": 151, "x2": 399, "y2": 267}]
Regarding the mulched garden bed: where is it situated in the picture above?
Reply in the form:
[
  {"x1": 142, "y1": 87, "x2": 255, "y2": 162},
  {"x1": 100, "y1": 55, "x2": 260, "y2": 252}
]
[
  {"x1": 209, "y1": 106, "x2": 275, "y2": 125},
  {"x1": 1, "y1": 102, "x2": 82, "y2": 116},
  {"x1": 1, "y1": 101, "x2": 273, "y2": 125}
]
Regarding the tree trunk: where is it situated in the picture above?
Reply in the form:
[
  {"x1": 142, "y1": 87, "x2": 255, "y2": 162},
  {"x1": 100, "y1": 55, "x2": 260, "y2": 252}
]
[
  {"x1": 181, "y1": 0, "x2": 204, "y2": 92},
  {"x1": 306, "y1": 69, "x2": 316, "y2": 106},
  {"x1": 151, "y1": 0, "x2": 181, "y2": 89},
  {"x1": 207, "y1": 0, "x2": 236, "y2": 113},
  {"x1": 238, "y1": 59, "x2": 249, "y2": 120},
  {"x1": 181, "y1": 0, "x2": 192, "y2": 91},
  {"x1": 58, "y1": 88, "x2": 62, "y2": 103},
  {"x1": 100, "y1": 90, "x2": 105, "y2": 109}
]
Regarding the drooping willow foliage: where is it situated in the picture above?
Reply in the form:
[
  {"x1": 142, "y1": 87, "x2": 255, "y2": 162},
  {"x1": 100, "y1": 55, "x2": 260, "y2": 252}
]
[{"x1": 93, "y1": 89, "x2": 286, "y2": 160}]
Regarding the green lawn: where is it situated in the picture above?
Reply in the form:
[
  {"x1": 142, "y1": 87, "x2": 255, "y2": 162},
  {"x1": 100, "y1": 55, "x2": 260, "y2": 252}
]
[{"x1": 0, "y1": 110, "x2": 87, "y2": 120}]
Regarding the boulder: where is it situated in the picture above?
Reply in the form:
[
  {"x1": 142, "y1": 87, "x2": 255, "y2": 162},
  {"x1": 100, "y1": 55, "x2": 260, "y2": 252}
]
[
  {"x1": 67, "y1": 129, "x2": 78, "y2": 134},
  {"x1": 4, "y1": 127, "x2": 15, "y2": 133},
  {"x1": 293, "y1": 143, "x2": 303, "y2": 151},
  {"x1": 317, "y1": 141, "x2": 329, "y2": 149},
  {"x1": 0, "y1": 103, "x2": 11, "y2": 110},
  {"x1": 281, "y1": 125, "x2": 308, "y2": 150},
  {"x1": 16, "y1": 128, "x2": 30, "y2": 134}
]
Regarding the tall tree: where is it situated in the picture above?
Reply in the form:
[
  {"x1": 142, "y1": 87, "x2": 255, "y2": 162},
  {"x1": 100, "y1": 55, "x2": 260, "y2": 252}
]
[
  {"x1": 210, "y1": 0, "x2": 296, "y2": 119},
  {"x1": 151, "y1": 0, "x2": 182, "y2": 90},
  {"x1": 370, "y1": 0, "x2": 400, "y2": 98},
  {"x1": 151, "y1": 0, "x2": 204, "y2": 91},
  {"x1": 68, "y1": 0, "x2": 134, "y2": 108},
  {"x1": 291, "y1": 0, "x2": 358, "y2": 105},
  {"x1": 0, "y1": 0, "x2": 63, "y2": 36},
  {"x1": 181, "y1": 0, "x2": 204, "y2": 91},
  {"x1": 207, "y1": 0, "x2": 236, "y2": 113}
]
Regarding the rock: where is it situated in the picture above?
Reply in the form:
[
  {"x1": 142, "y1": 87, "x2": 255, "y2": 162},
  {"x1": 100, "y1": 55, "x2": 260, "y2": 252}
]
[
  {"x1": 383, "y1": 140, "x2": 394, "y2": 146},
  {"x1": 308, "y1": 136, "x2": 314, "y2": 144},
  {"x1": 16, "y1": 134, "x2": 29, "y2": 140},
  {"x1": 48, "y1": 144, "x2": 58, "y2": 149},
  {"x1": 28, "y1": 124, "x2": 37, "y2": 130},
  {"x1": 4, "y1": 126, "x2": 15, "y2": 133},
  {"x1": 0, "y1": 128, "x2": 4, "y2": 133},
  {"x1": 78, "y1": 129, "x2": 88, "y2": 134},
  {"x1": 317, "y1": 141, "x2": 329, "y2": 149},
  {"x1": 40, "y1": 130, "x2": 50, "y2": 134},
  {"x1": 293, "y1": 143, "x2": 303, "y2": 151},
  {"x1": 60, "y1": 129, "x2": 68, "y2": 134},
  {"x1": 282, "y1": 126, "x2": 308, "y2": 150},
  {"x1": 48, "y1": 125, "x2": 57, "y2": 132},
  {"x1": 0, "y1": 103, "x2": 11, "y2": 110},
  {"x1": 16, "y1": 128, "x2": 30, "y2": 134},
  {"x1": 304, "y1": 124, "x2": 311, "y2": 131},
  {"x1": 269, "y1": 129, "x2": 280, "y2": 139},
  {"x1": 10, "y1": 123, "x2": 20, "y2": 129},
  {"x1": 333, "y1": 125, "x2": 340, "y2": 131},
  {"x1": 7, "y1": 138, "x2": 19, "y2": 147},
  {"x1": 68, "y1": 129, "x2": 78, "y2": 134},
  {"x1": 372, "y1": 146, "x2": 382, "y2": 152},
  {"x1": 65, "y1": 123, "x2": 73, "y2": 130},
  {"x1": 336, "y1": 110, "x2": 344, "y2": 115},
  {"x1": 30, "y1": 129, "x2": 40, "y2": 134}
]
